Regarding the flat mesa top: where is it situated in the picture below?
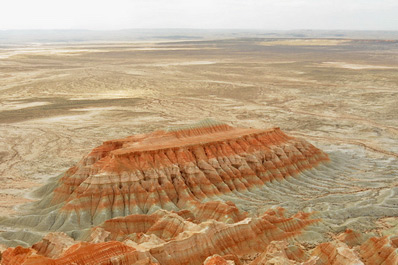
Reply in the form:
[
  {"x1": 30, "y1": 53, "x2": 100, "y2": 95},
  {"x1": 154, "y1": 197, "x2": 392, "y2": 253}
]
[{"x1": 110, "y1": 123, "x2": 285, "y2": 156}]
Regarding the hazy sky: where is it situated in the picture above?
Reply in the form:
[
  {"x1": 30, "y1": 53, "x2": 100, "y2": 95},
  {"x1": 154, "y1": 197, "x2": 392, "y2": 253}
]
[{"x1": 1, "y1": 0, "x2": 397, "y2": 30}]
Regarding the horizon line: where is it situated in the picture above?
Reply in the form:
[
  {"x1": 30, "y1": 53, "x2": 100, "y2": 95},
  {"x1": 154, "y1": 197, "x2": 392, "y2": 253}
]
[{"x1": 1, "y1": 28, "x2": 398, "y2": 32}]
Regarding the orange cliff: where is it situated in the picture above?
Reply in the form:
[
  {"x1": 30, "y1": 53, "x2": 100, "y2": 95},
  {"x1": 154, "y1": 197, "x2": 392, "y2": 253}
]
[
  {"x1": 47, "y1": 121, "x2": 329, "y2": 228},
  {"x1": 1, "y1": 208, "x2": 319, "y2": 265},
  {"x1": 0, "y1": 120, "x2": 332, "y2": 264}
]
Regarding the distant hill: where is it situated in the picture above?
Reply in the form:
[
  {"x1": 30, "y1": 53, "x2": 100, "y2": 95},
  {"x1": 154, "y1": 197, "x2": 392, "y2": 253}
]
[{"x1": 1, "y1": 29, "x2": 398, "y2": 45}]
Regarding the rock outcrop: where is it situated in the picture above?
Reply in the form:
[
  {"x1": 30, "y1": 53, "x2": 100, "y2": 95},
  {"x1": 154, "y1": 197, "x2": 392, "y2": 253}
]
[
  {"x1": 311, "y1": 241, "x2": 364, "y2": 265},
  {"x1": 1, "y1": 120, "x2": 337, "y2": 264},
  {"x1": 2, "y1": 121, "x2": 398, "y2": 264},
  {"x1": 360, "y1": 235, "x2": 398, "y2": 264},
  {"x1": 1, "y1": 241, "x2": 157, "y2": 265},
  {"x1": 43, "y1": 121, "x2": 327, "y2": 229},
  {"x1": 9, "y1": 234, "x2": 398, "y2": 265},
  {"x1": 2, "y1": 208, "x2": 318, "y2": 265}
]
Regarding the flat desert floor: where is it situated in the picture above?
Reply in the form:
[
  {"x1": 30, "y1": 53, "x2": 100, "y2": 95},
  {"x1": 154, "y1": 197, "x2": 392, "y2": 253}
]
[{"x1": 0, "y1": 38, "x2": 397, "y2": 239}]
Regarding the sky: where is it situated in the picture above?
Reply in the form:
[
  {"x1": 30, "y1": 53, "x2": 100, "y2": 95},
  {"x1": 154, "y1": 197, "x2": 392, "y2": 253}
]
[{"x1": 0, "y1": 0, "x2": 397, "y2": 31}]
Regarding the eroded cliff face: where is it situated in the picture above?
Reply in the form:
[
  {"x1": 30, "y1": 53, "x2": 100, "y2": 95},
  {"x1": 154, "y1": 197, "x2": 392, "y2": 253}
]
[
  {"x1": 1, "y1": 121, "x2": 395, "y2": 264},
  {"x1": 47, "y1": 122, "x2": 327, "y2": 227}
]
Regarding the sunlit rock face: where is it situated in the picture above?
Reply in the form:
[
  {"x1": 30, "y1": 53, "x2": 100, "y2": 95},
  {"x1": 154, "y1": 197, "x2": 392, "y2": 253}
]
[
  {"x1": 1, "y1": 210, "x2": 319, "y2": 265},
  {"x1": 1, "y1": 35, "x2": 398, "y2": 265},
  {"x1": 2, "y1": 120, "x2": 362, "y2": 265}
]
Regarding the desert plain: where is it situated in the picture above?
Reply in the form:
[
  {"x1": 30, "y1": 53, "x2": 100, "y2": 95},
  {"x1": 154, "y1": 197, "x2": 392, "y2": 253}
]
[{"x1": 0, "y1": 33, "x2": 398, "y2": 263}]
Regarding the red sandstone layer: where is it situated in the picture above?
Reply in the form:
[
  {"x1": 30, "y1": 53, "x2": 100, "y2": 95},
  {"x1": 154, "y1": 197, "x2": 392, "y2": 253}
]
[
  {"x1": 45, "y1": 122, "x2": 328, "y2": 229},
  {"x1": 1, "y1": 121, "x2": 334, "y2": 264},
  {"x1": 1, "y1": 208, "x2": 319, "y2": 265},
  {"x1": 4, "y1": 230, "x2": 398, "y2": 265}
]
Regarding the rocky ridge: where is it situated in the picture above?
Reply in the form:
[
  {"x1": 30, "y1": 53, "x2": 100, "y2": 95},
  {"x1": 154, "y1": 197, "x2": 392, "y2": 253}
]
[{"x1": 2, "y1": 120, "x2": 396, "y2": 264}]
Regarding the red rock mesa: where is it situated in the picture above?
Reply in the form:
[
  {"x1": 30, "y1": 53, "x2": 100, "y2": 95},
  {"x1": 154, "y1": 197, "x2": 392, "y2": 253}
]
[{"x1": 1, "y1": 120, "x2": 338, "y2": 264}]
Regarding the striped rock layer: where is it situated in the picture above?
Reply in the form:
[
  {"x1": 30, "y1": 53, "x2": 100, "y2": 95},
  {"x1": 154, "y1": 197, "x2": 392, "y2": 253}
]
[
  {"x1": 1, "y1": 121, "x2": 335, "y2": 264},
  {"x1": 1, "y1": 242, "x2": 157, "y2": 265},
  {"x1": 1, "y1": 208, "x2": 318, "y2": 265},
  {"x1": 54, "y1": 122, "x2": 327, "y2": 225},
  {"x1": 5, "y1": 232, "x2": 398, "y2": 265},
  {"x1": 2, "y1": 121, "x2": 329, "y2": 233}
]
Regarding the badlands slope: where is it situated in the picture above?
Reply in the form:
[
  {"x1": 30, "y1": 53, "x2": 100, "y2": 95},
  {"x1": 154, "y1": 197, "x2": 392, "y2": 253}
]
[
  {"x1": 0, "y1": 121, "x2": 326, "y2": 240},
  {"x1": 0, "y1": 36, "x2": 397, "y2": 264},
  {"x1": 1, "y1": 120, "x2": 325, "y2": 264},
  {"x1": 1, "y1": 120, "x2": 397, "y2": 264}
]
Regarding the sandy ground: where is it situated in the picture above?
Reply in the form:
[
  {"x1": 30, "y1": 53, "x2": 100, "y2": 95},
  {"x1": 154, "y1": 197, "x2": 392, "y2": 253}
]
[{"x1": 0, "y1": 38, "x2": 397, "y2": 236}]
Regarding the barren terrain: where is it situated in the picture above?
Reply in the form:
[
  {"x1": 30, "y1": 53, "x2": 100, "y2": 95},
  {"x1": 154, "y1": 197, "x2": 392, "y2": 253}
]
[{"x1": 0, "y1": 37, "x2": 397, "y2": 244}]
